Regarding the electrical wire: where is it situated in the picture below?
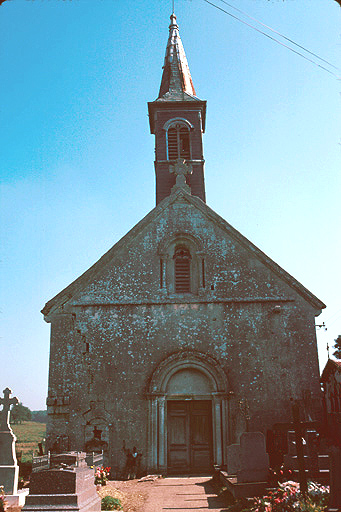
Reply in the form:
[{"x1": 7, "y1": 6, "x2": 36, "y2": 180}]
[
  {"x1": 203, "y1": 0, "x2": 340, "y2": 79},
  {"x1": 217, "y1": 0, "x2": 340, "y2": 71}
]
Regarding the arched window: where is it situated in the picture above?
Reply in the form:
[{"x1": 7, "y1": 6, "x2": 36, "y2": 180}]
[
  {"x1": 173, "y1": 246, "x2": 191, "y2": 293},
  {"x1": 167, "y1": 124, "x2": 191, "y2": 160},
  {"x1": 158, "y1": 234, "x2": 206, "y2": 296}
]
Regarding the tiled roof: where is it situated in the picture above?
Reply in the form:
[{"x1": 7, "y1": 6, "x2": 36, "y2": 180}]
[
  {"x1": 157, "y1": 14, "x2": 200, "y2": 101},
  {"x1": 320, "y1": 358, "x2": 341, "y2": 381}
]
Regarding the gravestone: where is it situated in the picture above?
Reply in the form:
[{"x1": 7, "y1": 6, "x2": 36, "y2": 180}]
[
  {"x1": 22, "y1": 452, "x2": 101, "y2": 512},
  {"x1": 0, "y1": 387, "x2": 19, "y2": 494},
  {"x1": 328, "y1": 445, "x2": 341, "y2": 511},
  {"x1": 221, "y1": 432, "x2": 269, "y2": 498},
  {"x1": 237, "y1": 432, "x2": 269, "y2": 483},
  {"x1": 226, "y1": 444, "x2": 241, "y2": 475}
]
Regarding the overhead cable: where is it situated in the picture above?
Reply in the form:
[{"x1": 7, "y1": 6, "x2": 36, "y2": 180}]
[
  {"x1": 203, "y1": 0, "x2": 340, "y2": 79},
  {"x1": 218, "y1": 0, "x2": 339, "y2": 71}
]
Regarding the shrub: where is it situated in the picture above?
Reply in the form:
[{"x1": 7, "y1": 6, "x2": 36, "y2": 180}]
[{"x1": 101, "y1": 496, "x2": 122, "y2": 510}]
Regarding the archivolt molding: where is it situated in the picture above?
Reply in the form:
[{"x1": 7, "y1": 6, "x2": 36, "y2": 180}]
[
  {"x1": 163, "y1": 117, "x2": 194, "y2": 131},
  {"x1": 148, "y1": 350, "x2": 228, "y2": 394},
  {"x1": 158, "y1": 231, "x2": 205, "y2": 256}
]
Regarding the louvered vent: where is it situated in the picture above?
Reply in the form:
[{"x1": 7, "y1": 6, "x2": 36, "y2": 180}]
[
  {"x1": 167, "y1": 124, "x2": 191, "y2": 160},
  {"x1": 168, "y1": 128, "x2": 178, "y2": 160},
  {"x1": 174, "y1": 247, "x2": 191, "y2": 293},
  {"x1": 179, "y1": 127, "x2": 190, "y2": 159}
]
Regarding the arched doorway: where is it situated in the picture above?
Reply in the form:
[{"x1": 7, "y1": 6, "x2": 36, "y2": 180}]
[{"x1": 147, "y1": 351, "x2": 230, "y2": 473}]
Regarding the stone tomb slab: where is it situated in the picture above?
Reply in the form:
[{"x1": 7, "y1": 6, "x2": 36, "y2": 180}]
[
  {"x1": 219, "y1": 472, "x2": 267, "y2": 500},
  {"x1": 237, "y1": 432, "x2": 269, "y2": 484},
  {"x1": 22, "y1": 452, "x2": 101, "y2": 512}
]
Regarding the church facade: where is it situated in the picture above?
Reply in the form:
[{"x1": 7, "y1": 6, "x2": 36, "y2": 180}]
[{"x1": 43, "y1": 15, "x2": 325, "y2": 476}]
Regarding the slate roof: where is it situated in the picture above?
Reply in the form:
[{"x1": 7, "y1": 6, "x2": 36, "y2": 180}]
[
  {"x1": 41, "y1": 187, "x2": 326, "y2": 320},
  {"x1": 157, "y1": 14, "x2": 201, "y2": 102}
]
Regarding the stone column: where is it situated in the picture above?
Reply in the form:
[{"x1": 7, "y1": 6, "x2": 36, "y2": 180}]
[
  {"x1": 159, "y1": 255, "x2": 167, "y2": 291},
  {"x1": 212, "y1": 395, "x2": 222, "y2": 466},
  {"x1": 197, "y1": 252, "x2": 206, "y2": 290},
  {"x1": 221, "y1": 397, "x2": 229, "y2": 467},
  {"x1": 158, "y1": 397, "x2": 167, "y2": 471},
  {"x1": 149, "y1": 398, "x2": 158, "y2": 471}
]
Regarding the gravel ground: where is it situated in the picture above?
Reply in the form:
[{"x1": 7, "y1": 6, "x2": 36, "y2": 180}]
[{"x1": 97, "y1": 478, "x2": 159, "y2": 512}]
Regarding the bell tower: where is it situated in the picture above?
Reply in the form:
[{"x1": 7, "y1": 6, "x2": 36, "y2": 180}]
[{"x1": 148, "y1": 14, "x2": 207, "y2": 205}]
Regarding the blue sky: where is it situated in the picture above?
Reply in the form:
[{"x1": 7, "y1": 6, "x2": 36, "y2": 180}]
[{"x1": 1, "y1": 0, "x2": 340, "y2": 410}]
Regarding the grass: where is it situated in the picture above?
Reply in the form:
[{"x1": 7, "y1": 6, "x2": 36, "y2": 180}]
[{"x1": 12, "y1": 421, "x2": 46, "y2": 463}]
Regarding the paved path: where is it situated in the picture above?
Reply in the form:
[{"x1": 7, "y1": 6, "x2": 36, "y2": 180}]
[{"x1": 142, "y1": 476, "x2": 228, "y2": 512}]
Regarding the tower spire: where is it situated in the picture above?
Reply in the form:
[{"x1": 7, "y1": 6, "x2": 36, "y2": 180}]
[
  {"x1": 148, "y1": 15, "x2": 207, "y2": 205},
  {"x1": 158, "y1": 14, "x2": 196, "y2": 100}
]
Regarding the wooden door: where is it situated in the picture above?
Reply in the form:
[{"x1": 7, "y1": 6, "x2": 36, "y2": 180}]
[{"x1": 167, "y1": 400, "x2": 212, "y2": 473}]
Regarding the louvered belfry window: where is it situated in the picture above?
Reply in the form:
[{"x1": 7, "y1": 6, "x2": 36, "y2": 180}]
[
  {"x1": 174, "y1": 246, "x2": 191, "y2": 293},
  {"x1": 167, "y1": 124, "x2": 190, "y2": 160}
]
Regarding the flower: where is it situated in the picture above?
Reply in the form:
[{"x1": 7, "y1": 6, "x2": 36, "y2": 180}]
[{"x1": 94, "y1": 465, "x2": 111, "y2": 485}]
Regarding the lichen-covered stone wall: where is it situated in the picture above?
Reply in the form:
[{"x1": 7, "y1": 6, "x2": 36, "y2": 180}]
[{"x1": 45, "y1": 194, "x2": 323, "y2": 474}]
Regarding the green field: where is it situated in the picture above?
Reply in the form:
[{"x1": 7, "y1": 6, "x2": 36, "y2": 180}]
[{"x1": 12, "y1": 421, "x2": 46, "y2": 462}]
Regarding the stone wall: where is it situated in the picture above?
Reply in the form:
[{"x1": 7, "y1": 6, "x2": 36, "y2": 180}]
[{"x1": 45, "y1": 194, "x2": 323, "y2": 473}]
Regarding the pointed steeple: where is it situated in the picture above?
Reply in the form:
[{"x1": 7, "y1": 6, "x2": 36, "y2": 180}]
[
  {"x1": 158, "y1": 14, "x2": 197, "y2": 101},
  {"x1": 148, "y1": 14, "x2": 207, "y2": 205}
]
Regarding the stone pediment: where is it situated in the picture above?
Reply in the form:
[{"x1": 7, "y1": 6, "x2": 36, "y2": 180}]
[{"x1": 41, "y1": 188, "x2": 325, "y2": 320}]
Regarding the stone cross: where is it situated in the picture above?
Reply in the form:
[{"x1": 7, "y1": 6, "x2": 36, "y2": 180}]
[
  {"x1": 170, "y1": 158, "x2": 193, "y2": 188},
  {"x1": 274, "y1": 400, "x2": 319, "y2": 495},
  {"x1": 0, "y1": 388, "x2": 19, "y2": 431}
]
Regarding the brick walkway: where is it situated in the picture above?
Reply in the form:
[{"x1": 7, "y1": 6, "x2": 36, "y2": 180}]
[{"x1": 142, "y1": 476, "x2": 228, "y2": 512}]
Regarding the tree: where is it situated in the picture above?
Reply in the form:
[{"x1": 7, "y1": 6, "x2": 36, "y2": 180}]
[
  {"x1": 10, "y1": 402, "x2": 32, "y2": 424},
  {"x1": 31, "y1": 410, "x2": 47, "y2": 423},
  {"x1": 333, "y1": 335, "x2": 341, "y2": 359}
]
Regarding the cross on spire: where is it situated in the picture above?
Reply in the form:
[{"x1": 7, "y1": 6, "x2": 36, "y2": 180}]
[{"x1": 0, "y1": 387, "x2": 19, "y2": 430}]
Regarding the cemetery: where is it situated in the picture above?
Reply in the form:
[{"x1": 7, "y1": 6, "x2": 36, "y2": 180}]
[{"x1": 0, "y1": 385, "x2": 340, "y2": 511}]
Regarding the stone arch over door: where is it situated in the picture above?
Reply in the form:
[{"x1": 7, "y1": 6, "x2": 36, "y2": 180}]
[{"x1": 147, "y1": 351, "x2": 230, "y2": 473}]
